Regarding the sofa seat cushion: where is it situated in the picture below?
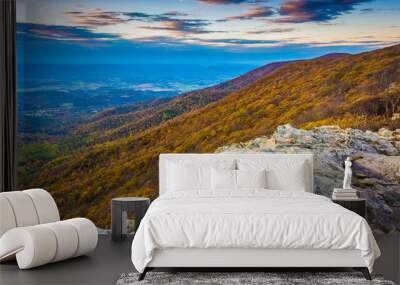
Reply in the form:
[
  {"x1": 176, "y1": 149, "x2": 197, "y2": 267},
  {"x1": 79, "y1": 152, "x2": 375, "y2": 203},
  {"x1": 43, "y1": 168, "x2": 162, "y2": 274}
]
[{"x1": 0, "y1": 218, "x2": 98, "y2": 269}]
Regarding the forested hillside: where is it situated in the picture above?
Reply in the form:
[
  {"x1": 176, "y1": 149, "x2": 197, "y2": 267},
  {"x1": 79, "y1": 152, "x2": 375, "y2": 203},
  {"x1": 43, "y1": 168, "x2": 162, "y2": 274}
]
[
  {"x1": 19, "y1": 44, "x2": 400, "y2": 228},
  {"x1": 71, "y1": 59, "x2": 294, "y2": 146}
]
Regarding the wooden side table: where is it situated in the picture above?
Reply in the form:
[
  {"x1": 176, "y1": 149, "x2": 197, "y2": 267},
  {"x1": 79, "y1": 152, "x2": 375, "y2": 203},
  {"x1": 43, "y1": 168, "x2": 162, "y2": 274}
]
[
  {"x1": 111, "y1": 197, "x2": 150, "y2": 242},
  {"x1": 332, "y1": 198, "x2": 366, "y2": 218}
]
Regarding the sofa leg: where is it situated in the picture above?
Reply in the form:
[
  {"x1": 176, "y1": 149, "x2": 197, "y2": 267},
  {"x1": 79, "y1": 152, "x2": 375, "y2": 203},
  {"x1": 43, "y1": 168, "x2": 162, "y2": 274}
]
[
  {"x1": 354, "y1": 267, "x2": 371, "y2": 280},
  {"x1": 138, "y1": 268, "x2": 148, "y2": 281}
]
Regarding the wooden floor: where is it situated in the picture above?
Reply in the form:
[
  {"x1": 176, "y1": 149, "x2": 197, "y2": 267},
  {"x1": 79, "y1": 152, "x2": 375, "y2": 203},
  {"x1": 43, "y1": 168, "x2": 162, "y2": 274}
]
[
  {"x1": 0, "y1": 234, "x2": 134, "y2": 285},
  {"x1": 1, "y1": 233, "x2": 398, "y2": 285}
]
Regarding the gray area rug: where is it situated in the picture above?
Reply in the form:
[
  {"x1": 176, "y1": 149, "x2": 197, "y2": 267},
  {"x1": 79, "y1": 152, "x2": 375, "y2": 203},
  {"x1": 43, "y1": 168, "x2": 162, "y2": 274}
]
[{"x1": 116, "y1": 272, "x2": 396, "y2": 285}]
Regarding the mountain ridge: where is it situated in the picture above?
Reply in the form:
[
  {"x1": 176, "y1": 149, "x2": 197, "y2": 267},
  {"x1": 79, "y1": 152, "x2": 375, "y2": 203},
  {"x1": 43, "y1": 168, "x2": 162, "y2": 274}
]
[
  {"x1": 73, "y1": 52, "x2": 351, "y2": 145},
  {"x1": 72, "y1": 59, "x2": 295, "y2": 146}
]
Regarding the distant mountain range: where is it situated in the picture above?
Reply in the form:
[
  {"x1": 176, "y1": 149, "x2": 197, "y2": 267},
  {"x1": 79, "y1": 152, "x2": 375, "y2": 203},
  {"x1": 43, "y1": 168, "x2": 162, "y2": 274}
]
[
  {"x1": 72, "y1": 58, "x2": 298, "y2": 145},
  {"x1": 18, "y1": 44, "x2": 400, "y2": 228},
  {"x1": 75, "y1": 53, "x2": 351, "y2": 145}
]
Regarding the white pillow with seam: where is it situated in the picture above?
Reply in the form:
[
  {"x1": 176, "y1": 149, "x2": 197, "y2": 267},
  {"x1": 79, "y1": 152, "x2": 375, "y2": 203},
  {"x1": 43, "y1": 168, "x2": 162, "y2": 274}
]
[
  {"x1": 236, "y1": 169, "x2": 267, "y2": 189},
  {"x1": 167, "y1": 159, "x2": 236, "y2": 192},
  {"x1": 167, "y1": 162, "x2": 210, "y2": 191},
  {"x1": 211, "y1": 168, "x2": 236, "y2": 191},
  {"x1": 237, "y1": 159, "x2": 307, "y2": 191}
]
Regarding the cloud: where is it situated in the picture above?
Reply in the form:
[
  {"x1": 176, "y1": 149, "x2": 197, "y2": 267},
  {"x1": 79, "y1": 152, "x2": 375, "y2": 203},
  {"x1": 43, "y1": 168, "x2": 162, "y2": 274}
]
[
  {"x1": 307, "y1": 39, "x2": 400, "y2": 47},
  {"x1": 141, "y1": 19, "x2": 210, "y2": 34},
  {"x1": 196, "y1": 38, "x2": 280, "y2": 46},
  {"x1": 65, "y1": 10, "x2": 129, "y2": 26},
  {"x1": 129, "y1": 34, "x2": 281, "y2": 47},
  {"x1": 247, "y1": 28, "x2": 295, "y2": 34},
  {"x1": 122, "y1": 11, "x2": 170, "y2": 22},
  {"x1": 210, "y1": 38, "x2": 278, "y2": 44},
  {"x1": 65, "y1": 9, "x2": 192, "y2": 27},
  {"x1": 198, "y1": 0, "x2": 262, "y2": 4},
  {"x1": 275, "y1": 0, "x2": 372, "y2": 23},
  {"x1": 225, "y1": 6, "x2": 274, "y2": 20},
  {"x1": 129, "y1": 36, "x2": 186, "y2": 44},
  {"x1": 17, "y1": 23, "x2": 119, "y2": 42},
  {"x1": 162, "y1": 11, "x2": 189, "y2": 17},
  {"x1": 360, "y1": 8, "x2": 374, "y2": 13},
  {"x1": 65, "y1": 9, "x2": 212, "y2": 35},
  {"x1": 123, "y1": 11, "x2": 211, "y2": 35}
]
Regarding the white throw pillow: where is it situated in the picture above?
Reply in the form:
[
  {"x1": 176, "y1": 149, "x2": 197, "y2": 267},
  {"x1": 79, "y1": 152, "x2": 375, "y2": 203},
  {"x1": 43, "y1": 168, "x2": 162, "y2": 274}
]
[
  {"x1": 238, "y1": 159, "x2": 307, "y2": 191},
  {"x1": 167, "y1": 162, "x2": 210, "y2": 191},
  {"x1": 236, "y1": 169, "x2": 267, "y2": 189},
  {"x1": 166, "y1": 159, "x2": 236, "y2": 192},
  {"x1": 211, "y1": 168, "x2": 236, "y2": 190}
]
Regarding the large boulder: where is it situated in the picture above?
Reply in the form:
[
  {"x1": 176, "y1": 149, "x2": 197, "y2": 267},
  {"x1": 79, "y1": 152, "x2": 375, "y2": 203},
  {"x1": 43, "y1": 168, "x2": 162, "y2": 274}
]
[{"x1": 217, "y1": 124, "x2": 400, "y2": 233}]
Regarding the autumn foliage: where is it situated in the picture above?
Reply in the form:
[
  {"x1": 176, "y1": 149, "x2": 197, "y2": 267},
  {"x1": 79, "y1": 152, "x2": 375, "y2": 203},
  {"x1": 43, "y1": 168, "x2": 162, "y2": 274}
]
[{"x1": 18, "y1": 44, "x2": 400, "y2": 228}]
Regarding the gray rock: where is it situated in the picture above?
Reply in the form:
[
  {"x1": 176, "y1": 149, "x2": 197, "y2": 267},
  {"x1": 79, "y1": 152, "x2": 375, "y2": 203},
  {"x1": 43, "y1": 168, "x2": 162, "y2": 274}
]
[{"x1": 217, "y1": 125, "x2": 400, "y2": 233}]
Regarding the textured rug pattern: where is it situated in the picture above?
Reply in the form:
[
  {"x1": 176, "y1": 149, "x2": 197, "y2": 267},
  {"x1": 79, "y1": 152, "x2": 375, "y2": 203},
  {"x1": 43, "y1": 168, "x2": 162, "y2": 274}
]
[{"x1": 116, "y1": 272, "x2": 395, "y2": 285}]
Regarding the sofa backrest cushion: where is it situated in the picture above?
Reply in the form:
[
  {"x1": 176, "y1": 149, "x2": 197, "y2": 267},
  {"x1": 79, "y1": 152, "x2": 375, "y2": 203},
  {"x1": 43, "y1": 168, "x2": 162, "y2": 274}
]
[
  {"x1": 0, "y1": 195, "x2": 17, "y2": 237},
  {"x1": 23, "y1": 189, "x2": 60, "y2": 224},
  {"x1": 0, "y1": 189, "x2": 60, "y2": 238}
]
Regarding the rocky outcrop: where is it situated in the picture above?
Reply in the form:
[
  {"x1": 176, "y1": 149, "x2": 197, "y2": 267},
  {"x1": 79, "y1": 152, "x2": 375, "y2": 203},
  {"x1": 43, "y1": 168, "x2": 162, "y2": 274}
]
[{"x1": 217, "y1": 125, "x2": 400, "y2": 233}]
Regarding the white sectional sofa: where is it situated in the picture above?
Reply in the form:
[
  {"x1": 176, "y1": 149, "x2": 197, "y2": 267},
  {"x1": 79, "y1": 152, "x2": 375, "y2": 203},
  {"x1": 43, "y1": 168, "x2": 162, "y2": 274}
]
[{"x1": 0, "y1": 188, "x2": 98, "y2": 269}]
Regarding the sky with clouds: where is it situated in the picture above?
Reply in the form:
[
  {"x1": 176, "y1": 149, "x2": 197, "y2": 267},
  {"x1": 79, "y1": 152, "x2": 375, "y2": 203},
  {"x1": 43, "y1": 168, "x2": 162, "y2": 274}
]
[{"x1": 16, "y1": 0, "x2": 400, "y2": 65}]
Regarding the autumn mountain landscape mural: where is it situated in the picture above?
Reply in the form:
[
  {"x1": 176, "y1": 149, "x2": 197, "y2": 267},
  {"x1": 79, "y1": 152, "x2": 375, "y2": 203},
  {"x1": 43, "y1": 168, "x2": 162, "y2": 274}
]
[
  {"x1": 16, "y1": 0, "x2": 400, "y2": 231},
  {"x1": 18, "y1": 44, "x2": 400, "y2": 229}
]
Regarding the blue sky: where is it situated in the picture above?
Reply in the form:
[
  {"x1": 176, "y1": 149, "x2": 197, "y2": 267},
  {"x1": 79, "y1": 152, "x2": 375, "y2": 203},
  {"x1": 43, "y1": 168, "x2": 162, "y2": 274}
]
[{"x1": 16, "y1": 0, "x2": 400, "y2": 65}]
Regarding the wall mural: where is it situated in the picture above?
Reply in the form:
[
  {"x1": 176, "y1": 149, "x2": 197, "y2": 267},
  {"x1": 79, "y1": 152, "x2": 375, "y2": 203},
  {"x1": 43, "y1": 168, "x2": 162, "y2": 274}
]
[{"x1": 16, "y1": 0, "x2": 400, "y2": 232}]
